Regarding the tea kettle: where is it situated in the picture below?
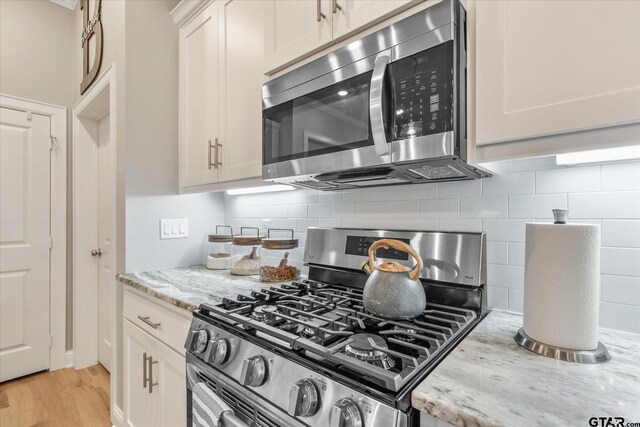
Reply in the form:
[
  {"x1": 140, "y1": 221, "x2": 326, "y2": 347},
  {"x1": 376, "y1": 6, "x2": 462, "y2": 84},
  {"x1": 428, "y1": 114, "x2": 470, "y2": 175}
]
[{"x1": 362, "y1": 239, "x2": 426, "y2": 320}]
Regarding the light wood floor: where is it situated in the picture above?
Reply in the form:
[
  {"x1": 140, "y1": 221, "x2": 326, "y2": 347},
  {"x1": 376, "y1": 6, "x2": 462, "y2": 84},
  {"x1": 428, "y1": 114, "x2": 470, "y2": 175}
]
[{"x1": 0, "y1": 365, "x2": 110, "y2": 427}]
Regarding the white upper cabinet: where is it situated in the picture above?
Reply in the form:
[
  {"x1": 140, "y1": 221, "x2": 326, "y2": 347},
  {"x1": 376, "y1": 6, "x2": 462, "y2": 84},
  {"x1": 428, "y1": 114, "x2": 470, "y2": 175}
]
[
  {"x1": 179, "y1": 2, "x2": 219, "y2": 188},
  {"x1": 332, "y1": 0, "x2": 417, "y2": 39},
  {"x1": 264, "y1": 0, "x2": 416, "y2": 74},
  {"x1": 177, "y1": 0, "x2": 265, "y2": 192},
  {"x1": 475, "y1": 0, "x2": 640, "y2": 146},
  {"x1": 218, "y1": 0, "x2": 265, "y2": 183},
  {"x1": 264, "y1": 0, "x2": 333, "y2": 73}
]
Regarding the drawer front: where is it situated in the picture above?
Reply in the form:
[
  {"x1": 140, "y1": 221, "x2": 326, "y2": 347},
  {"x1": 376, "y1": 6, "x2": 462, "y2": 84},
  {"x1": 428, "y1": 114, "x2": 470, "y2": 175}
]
[{"x1": 124, "y1": 289, "x2": 191, "y2": 354}]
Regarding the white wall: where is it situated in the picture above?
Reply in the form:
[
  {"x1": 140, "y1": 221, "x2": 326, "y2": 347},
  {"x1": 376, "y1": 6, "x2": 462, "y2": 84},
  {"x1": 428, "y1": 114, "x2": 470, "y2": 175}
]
[
  {"x1": 225, "y1": 157, "x2": 640, "y2": 334},
  {"x1": 123, "y1": 0, "x2": 225, "y2": 273},
  {"x1": 1, "y1": 0, "x2": 76, "y2": 350}
]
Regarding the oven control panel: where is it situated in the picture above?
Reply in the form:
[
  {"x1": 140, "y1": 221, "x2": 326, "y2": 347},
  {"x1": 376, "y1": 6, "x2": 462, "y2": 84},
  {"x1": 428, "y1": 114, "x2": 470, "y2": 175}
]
[
  {"x1": 187, "y1": 317, "x2": 407, "y2": 427},
  {"x1": 345, "y1": 235, "x2": 410, "y2": 260}
]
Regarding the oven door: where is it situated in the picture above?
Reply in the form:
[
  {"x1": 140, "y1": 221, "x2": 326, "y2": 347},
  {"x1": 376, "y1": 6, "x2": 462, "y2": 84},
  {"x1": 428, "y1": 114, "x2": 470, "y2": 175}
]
[
  {"x1": 262, "y1": 53, "x2": 394, "y2": 181},
  {"x1": 186, "y1": 354, "x2": 302, "y2": 427}
]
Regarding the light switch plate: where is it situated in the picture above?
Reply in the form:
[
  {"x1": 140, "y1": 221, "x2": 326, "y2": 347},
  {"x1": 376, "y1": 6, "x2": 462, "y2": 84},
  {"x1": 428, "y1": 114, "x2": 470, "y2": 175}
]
[{"x1": 160, "y1": 219, "x2": 189, "y2": 240}]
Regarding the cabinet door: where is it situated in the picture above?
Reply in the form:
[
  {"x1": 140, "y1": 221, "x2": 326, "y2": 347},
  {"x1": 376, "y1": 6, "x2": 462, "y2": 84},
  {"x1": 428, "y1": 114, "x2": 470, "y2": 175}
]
[
  {"x1": 264, "y1": 0, "x2": 333, "y2": 73},
  {"x1": 123, "y1": 320, "x2": 156, "y2": 427},
  {"x1": 332, "y1": 0, "x2": 417, "y2": 39},
  {"x1": 218, "y1": 0, "x2": 264, "y2": 182},
  {"x1": 179, "y1": 2, "x2": 219, "y2": 188},
  {"x1": 153, "y1": 339, "x2": 187, "y2": 427},
  {"x1": 476, "y1": 0, "x2": 640, "y2": 145}
]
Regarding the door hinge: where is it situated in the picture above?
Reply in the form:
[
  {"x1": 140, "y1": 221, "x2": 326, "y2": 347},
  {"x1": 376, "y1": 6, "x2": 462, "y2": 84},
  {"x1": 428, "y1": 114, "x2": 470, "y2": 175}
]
[
  {"x1": 49, "y1": 136, "x2": 57, "y2": 150},
  {"x1": 26, "y1": 111, "x2": 32, "y2": 121},
  {"x1": 49, "y1": 236, "x2": 53, "y2": 249}
]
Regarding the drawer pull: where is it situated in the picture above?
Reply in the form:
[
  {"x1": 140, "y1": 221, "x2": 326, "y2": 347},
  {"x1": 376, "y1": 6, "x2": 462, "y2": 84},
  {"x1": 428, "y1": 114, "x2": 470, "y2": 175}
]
[
  {"x1": 138, "y1": 315, "x2": 161, "y2": 329},
  {"x1": 143, "y1": 352, "x2": 149, "y2": 389},
  {"x1": 148, "y1": 355, "x2": 158, "y2": 394}
]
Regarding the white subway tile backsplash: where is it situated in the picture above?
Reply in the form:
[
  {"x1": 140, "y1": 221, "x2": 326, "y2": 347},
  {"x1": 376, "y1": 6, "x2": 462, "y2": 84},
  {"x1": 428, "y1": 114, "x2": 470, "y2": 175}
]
[
  {"x1": 601, "y1": 247, "x2": 640, "y2": 277},
  {"x1": 487, "y1": 286, "x2": 509, "y2": 310},
  {"x1": 438, "y1": 219, "x2": 482, "y2": 232},
  {"x1": 419, "y1": 198, "x2": 459, "y2": 219},
  {"x1": 602, "y1": 161, "x2": 640, "y2": 191},
  {"x1": 600, "y1": 302, "x2": 640, "y2": 334},
  {"x1": 438, "y1": 179, "x2": 481, "y2": 198},
  {"x1": 508, "y1": 243, "x2": 525, "y2": 266},
  {"x1": 460, "y1": 196, "x2": 508, "y2": 218},
  {"x1": 356, "y1": 200, "x2": 419, "y2": 218},
  {"x1": 508, "y1": 289, "x2": 524, "y2": 313},
  {"x1": 308, "y1": 203, "x2": 331, "y2": 218},
  {"x1": 535, "y1": 165, "x2": 601, "y2": 194},
  {"x1": 224, "y1": 155, "x2": 640, "y2": 334},
  {"x1": 601, "y1": 275, "x2": 640, "y2": 306},
  {"x1": 487, "y1": 264, "x2": 524, "y2": 289},
  {"x1": 602, "y1": 220, "x2": 640, "y2": 248},
  {"x1": 483, "y1": 219, "x2": 530, "y2": 242},
  {"x1": 569, "y1": 191, "x2": 640, "y2": 219},
  {"x1": 487, "y1": 242, "x2": 509, "y2": 264},
  {"x1": 482, "y1": 171, "x2": 535, "y2": 196},
  {"x1": 287, "y1": 204, "x2": 308, "y2": 218},
  {"x1": 509, "y1": 194, "x2": 567, "y2": 219},
  {"x1": 331, "y1": 202, "x2": 356, "y2": 218}
]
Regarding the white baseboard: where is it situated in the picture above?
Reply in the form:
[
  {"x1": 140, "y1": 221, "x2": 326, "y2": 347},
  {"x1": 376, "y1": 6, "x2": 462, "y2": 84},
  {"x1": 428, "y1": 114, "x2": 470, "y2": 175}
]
[
  {"x1": 65, "y1": 350, "x2": 74, "y2": 368},
  {"x1": 112, "y1": 405, "x2": 124, "y2": 427}
]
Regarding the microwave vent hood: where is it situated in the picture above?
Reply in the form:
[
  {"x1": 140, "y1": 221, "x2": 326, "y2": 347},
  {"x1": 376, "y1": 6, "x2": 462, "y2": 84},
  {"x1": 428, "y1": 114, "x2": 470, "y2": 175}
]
[{"x1": 261, "y1": 0, "x2": 491, "y2": 191}]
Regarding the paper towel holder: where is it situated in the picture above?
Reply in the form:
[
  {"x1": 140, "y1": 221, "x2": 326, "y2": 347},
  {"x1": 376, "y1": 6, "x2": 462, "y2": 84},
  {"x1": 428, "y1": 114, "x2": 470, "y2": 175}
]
[{"x1": 514, "y1": 328, "x2": 611, "y2": 364}]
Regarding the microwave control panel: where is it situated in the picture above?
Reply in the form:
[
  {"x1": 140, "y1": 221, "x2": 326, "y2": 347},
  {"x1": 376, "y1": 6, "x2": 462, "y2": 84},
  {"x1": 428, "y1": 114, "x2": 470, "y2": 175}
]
[{"x1": 390, "y1": 41, "x2": 453, "y2": 140}]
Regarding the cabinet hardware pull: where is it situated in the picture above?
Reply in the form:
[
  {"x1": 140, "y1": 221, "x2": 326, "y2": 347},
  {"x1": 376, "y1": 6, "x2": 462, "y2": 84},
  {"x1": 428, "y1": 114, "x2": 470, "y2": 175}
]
[
  {"x1": 215, "y1": 139, "x2": 222, "y2": 166},
  {"x1": 143, "y1": 352, "x2": 149, "y2": 389},
  {"x1": 138, "y1": 315, "x2": 161, "y2": 329},
  {"x1": 148, "y1": 355, "x2": 158, "y2": 394},
  {"x1": 90, "y1": 248, "x2": 102, "y2": 257},
  {"x1": 317, "y1": 0, "x2": 326, "y2": 22},
  {"x1": 208, "y1": 139, "x2": 215, "y2": 170},
  {"x1": 333, "y1": 0, "x2": 342, "y2": 13}
]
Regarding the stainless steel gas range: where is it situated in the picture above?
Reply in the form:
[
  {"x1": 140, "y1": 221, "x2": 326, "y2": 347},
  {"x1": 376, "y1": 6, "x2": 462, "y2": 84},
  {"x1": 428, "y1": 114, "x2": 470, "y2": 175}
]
[{"x1": 185, "y1": 228, "x2": 488, "y2": 427}]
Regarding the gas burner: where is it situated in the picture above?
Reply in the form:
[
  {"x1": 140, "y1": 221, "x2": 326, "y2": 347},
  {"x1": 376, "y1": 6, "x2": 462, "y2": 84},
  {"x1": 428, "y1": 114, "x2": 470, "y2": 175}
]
[
  {"x1": 344, "y1": 333, "x2": 396, "y2": 370},
  {"x1": 391, "y1": 326, "x2": 418, "y2": 343},
  {"x1": 251, "y1": 305, "x2": 279, "y2": 322},
  {"x1": 278, "y1": 321, "x2": 298, "y2": 333},
  {"x1": 298, "y1": 318, "x2": 328, "y2": 339}
]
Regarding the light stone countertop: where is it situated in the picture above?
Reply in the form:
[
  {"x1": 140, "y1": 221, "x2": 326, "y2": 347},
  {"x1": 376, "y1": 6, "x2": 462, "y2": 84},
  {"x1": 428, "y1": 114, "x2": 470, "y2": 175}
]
[
  {"x1": 116, "y1": 265, "x2": 289, "y2": 311},
  {"x1": 412, "y1": 310, "x2": 640, "y2": 427}
]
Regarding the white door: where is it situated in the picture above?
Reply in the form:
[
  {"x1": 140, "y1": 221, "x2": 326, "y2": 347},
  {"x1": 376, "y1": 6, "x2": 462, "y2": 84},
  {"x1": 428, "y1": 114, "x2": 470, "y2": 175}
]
[
  {"x1": 123, "y1": 320, "x2": 155, "y2": 427},
  {"x1": 179, "y1": 2, "x2": 219, "y2": 189},
  {"x1": 0, "y1": 108, "x2": 51, "y2": 382},
  {"x1": 98, "y1": 114, "x2": 114, "y2": 372},
  {"x1": 475, "y1": 0, "x2": 640, "y2": 145},
  {"x1": 154, "y1": 338, "x2": 186, "y2": 427},
  {"x1": 332, "y1": 0, "x2": 417, "y2": 39},
  {"x1": 263, "y1": 0, "x2": 333, "y2": 74},
  {"x1": 218, "y1": 0, "x2": 264, "y2": 183}
]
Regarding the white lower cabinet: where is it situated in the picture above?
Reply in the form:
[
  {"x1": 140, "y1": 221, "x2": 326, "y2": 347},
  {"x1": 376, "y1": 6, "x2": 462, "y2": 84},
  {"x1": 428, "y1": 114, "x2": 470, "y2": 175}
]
[{"x1": 123, "y1": 290, "x2": 190, "y2": 427}]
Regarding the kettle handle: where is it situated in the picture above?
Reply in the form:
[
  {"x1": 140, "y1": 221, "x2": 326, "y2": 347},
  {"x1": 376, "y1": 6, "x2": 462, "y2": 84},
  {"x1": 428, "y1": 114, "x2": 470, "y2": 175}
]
[{"x1": 367, "y1": 239, "x2": 423, "y2": 281}]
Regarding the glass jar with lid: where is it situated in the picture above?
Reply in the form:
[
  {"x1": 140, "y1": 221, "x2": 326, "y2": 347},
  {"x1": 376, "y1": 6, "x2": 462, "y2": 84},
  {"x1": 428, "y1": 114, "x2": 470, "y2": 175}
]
[
  {"x1": 260, "y1": 229, "x2": 300, "y2": 282},
  {"x1": 230, "y1": 227, "x2": 264, "y2": 276},
  {"x1": 206, "y1": 225, "x2": 233, "y2": 270}
]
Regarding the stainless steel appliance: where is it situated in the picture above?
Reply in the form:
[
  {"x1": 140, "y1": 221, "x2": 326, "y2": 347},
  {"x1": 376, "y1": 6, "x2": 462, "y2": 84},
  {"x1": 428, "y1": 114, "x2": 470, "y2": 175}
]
[
  {"x1": 185, "y1": 227, "x2": 488, "y2": 427},
  {"x1": 261, "y1": 0, "x2": 490, "y2": 191}
]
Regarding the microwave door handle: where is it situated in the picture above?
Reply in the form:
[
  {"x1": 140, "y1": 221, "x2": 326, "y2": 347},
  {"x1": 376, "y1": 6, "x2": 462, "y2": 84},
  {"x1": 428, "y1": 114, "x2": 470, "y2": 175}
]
[{"x1": 369, "y1": 50, "x2": 391, "y2": 156}]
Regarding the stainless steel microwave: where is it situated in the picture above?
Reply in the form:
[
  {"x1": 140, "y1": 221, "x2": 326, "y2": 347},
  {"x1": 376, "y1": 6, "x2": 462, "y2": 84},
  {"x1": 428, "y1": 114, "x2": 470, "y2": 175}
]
[{"x1": 261, "y1": 0, "x2": 490, "y2": 191}]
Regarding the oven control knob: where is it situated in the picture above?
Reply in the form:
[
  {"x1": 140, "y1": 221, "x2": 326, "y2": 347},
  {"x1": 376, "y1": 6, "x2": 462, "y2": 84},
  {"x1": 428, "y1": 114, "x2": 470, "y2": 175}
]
[
  {"x1": 240, "y1": 356, "x2": 267, "y2": 387},
  {"x1": 204, "y1": 338, "x2": 229, "y2": 364},
  {"x1": 190, "y1": 329, "x2": 209, "y2": 354},
  {"x1": 288, "y1": 379, "x2": 319, "y2": 417},
  {"x1": 329, "y1": 398, "x2": 362, "y2": 427}
]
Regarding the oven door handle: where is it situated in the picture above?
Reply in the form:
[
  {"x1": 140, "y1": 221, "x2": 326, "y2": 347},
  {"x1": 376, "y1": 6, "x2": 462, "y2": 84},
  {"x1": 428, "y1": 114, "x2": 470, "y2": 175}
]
[
  {"x1": 220, "y1": 411, "x2": 249, "y2": 427},
  {"x1": 369, "y1": 50, "x2": 392, "y2": 156}
]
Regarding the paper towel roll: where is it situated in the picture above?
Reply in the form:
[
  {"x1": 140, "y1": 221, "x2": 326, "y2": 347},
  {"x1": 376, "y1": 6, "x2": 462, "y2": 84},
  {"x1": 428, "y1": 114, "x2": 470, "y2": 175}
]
[{"x1": 523, "y1": 223, "x2": 600, "y2": 351}]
